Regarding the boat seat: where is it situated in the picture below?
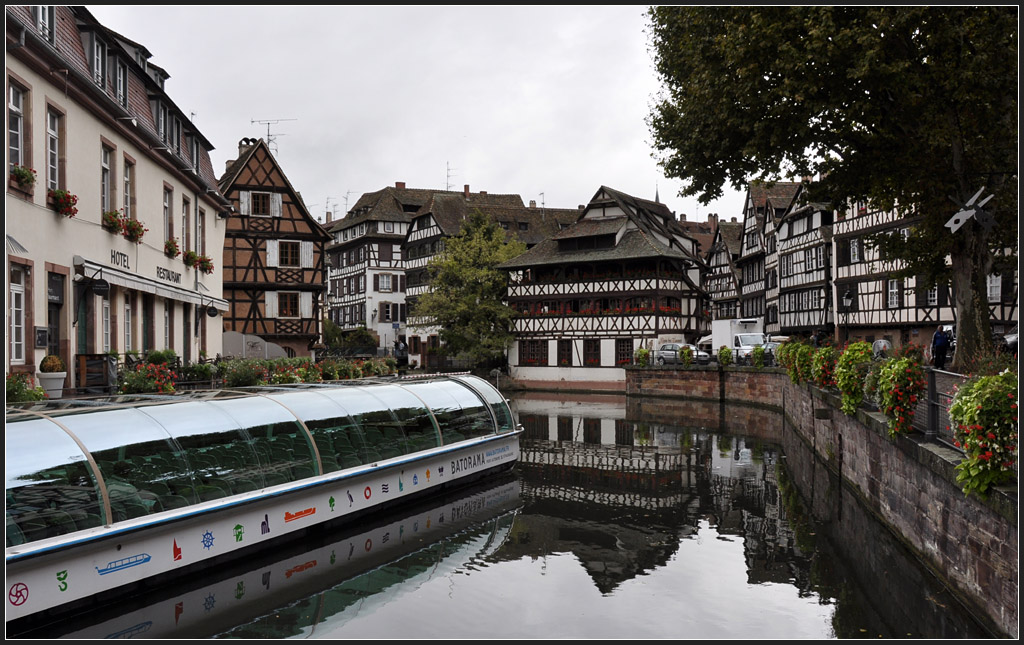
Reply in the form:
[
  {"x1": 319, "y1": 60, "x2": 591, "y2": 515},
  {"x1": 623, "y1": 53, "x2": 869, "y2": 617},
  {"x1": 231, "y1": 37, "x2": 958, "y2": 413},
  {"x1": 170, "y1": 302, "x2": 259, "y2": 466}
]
[
  {"x1": 6, "y1": 516, "x2": 27, "y2": 547},
  {"x1": 196, "y1": 484, "x2": 230, "y2": 502},
  {"x1": 159, "y1": 494, "x2": 190, "y2": 510},
  {"x1": 291, "y1": 464, "x2": 315, "y2": 480}
]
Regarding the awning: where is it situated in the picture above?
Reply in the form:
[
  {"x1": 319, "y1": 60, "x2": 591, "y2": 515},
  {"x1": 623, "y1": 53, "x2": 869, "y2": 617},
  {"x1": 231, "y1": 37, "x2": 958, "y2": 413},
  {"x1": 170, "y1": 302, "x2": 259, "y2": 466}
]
[
  {"x1": 7, "y1": 235, "x2": 29, "y2": 254},
  {"x1": 73, "y1": 255, "x2": 229, "y2": 311}
]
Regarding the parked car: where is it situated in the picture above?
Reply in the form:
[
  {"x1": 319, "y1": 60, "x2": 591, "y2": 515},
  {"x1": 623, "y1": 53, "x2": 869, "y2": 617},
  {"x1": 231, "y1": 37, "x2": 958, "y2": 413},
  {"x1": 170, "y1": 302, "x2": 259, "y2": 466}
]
[{"x1": 655, "y1": 343, "x2": 709, "y2": 366}]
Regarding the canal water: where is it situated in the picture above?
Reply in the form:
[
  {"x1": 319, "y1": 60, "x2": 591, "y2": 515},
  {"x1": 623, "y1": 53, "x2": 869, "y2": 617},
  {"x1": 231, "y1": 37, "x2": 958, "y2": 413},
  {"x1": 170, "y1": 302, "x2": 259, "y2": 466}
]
[{"x1": 17, "y1": 393, "x2": 994, "y2": 639}]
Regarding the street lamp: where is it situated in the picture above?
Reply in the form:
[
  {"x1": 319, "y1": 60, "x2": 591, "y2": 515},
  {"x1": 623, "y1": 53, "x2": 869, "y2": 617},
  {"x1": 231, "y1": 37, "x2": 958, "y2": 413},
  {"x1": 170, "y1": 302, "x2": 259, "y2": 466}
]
[{"x1": 841, "y1": 288, "x2": 853, "y2": 344}]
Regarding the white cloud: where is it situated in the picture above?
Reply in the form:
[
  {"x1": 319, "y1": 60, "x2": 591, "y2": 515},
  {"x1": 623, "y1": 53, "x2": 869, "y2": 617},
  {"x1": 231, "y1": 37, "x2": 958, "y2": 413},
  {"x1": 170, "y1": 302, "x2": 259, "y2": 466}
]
[{"x1": 87, "y1": 5, "x2": 746, "y2": 221}]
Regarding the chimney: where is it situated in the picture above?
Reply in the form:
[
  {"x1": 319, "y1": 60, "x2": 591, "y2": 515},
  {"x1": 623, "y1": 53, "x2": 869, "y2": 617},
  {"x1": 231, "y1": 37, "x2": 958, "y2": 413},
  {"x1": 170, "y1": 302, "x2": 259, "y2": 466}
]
[
  {"x1": 464, "y1": 184, "x2": 470, "y2": 198},
  {"x1": 708, "y1": 213, "x2": 718, "y2": 227},
  {"x1": 679, "y1": 213, "x2": 687, "y2": 222},
  {"x1": 395, "y1": 181, "x2": 405, "y2": 189},
  {"x1": 326, "y1": 211, "x2": 333, "y2": 223},
  {"x1": 731, "y1": 217, "x2": 737, "y2": 223},
  {"x1": 480, "y1": 191, "x2": 487, "y2": 196},
  {"x1": 225, "y1": 160, "x2": 235, "y2": 173},
  {"x1": 529, "y1": 200, "x2": 536, "y2": 208}
]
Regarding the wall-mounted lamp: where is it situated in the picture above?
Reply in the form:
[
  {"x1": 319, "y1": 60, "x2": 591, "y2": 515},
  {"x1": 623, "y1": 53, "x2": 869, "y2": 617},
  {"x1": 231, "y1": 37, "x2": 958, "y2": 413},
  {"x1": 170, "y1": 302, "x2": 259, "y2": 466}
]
[{"x1": 117, "y1": 116, "x2": 137, "y2": 127}]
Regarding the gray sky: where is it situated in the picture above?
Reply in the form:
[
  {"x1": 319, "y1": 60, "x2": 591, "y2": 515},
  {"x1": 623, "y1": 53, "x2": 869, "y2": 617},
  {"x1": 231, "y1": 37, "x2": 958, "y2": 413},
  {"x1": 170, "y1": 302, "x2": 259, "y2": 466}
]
[{"x1": 88, "y1": 5, "x2": 747, "y2": 224}]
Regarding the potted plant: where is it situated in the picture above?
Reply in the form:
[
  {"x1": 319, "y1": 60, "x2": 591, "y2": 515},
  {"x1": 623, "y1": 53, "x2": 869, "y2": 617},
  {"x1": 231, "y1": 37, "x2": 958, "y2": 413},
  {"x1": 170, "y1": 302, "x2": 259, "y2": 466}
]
[
  {"x1": 101, "y1": 210, "x2": 123, "y2": 233},
  {"x1": 183, "y1": 250, "x2": 199, "y2": 268},
  {"x1": 48, "y1": 189, "x2": 79, "y2": 217},
  {"x1": 37, "y1": 354, "x2": 67, "y2": 399},
  {"x1": 165, "y1": 237, "x2": 181, "y2": 258},
  {"x1": 122, "y1": 218, "x2": 147, "y2": 243},
  {"x1": 9, "y1": 164, "x2": 36, "y2": 190}
]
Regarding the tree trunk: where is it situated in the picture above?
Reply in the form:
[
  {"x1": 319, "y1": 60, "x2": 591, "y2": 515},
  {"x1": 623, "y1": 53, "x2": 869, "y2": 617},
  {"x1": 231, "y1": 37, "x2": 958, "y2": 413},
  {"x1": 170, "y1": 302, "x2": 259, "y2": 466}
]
[{"x1": 949, "y1": 224, "x2": 993, "y2": 372}]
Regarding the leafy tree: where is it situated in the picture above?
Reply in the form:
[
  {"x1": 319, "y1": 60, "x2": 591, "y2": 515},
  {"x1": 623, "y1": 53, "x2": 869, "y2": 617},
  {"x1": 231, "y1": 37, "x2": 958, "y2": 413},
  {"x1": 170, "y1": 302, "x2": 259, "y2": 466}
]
[
  {"x1": 647, "y1": 6, "x2": 1018, "y2": 370},
  {"x1": 409, "y1": 209, "x2": 527, "y2": 367},
  {"x1": 322, "y1": 316, "x2": 345, "y2": 349}
]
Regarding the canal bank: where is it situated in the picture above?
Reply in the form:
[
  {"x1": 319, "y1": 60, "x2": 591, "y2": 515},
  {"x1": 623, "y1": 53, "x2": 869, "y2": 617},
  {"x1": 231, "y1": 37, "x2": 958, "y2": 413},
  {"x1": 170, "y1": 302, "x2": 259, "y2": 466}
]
[{"x1": 608, "y1": 365, "x2": 1017, "y2": 638}]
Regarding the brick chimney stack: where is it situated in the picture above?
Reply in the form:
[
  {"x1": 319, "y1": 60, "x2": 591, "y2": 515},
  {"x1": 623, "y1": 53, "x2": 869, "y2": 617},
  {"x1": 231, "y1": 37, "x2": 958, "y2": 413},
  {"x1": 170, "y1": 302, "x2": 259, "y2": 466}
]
[
  {"x1": 395, "y1": 181, "x2": 406, "y2": 189},
  {"x1": 464, "y1": 184, "x2": 470, "y2": 198},
  {"x1": 529, "y1": 200, "x2": 536, "y2": 208},
  {"x1": 326, "y1": 211, "x2": 332, "y2": 223}
]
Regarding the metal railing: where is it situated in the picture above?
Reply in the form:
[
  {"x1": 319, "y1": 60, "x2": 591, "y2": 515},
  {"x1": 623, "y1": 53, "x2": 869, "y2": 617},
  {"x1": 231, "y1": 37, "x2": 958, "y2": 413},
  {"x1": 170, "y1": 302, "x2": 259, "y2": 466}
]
[{"x1": 916, "y1": 368, "x2": 969, "y2": 449}]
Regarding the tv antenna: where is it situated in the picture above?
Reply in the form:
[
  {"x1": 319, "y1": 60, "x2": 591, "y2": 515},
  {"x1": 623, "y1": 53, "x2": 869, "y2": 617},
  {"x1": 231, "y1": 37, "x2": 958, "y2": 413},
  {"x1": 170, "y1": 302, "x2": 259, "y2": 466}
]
[
  {"x1": 251, "y1": 117, "x2": 296, "y2": 155},
  {"x1": 447, "y1": 161, "x2": 457, "y2": 191}
]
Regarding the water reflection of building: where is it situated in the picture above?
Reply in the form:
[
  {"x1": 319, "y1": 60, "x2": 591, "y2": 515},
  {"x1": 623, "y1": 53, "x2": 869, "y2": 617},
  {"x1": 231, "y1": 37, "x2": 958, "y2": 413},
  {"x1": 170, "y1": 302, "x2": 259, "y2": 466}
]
[{"x1": 507, "y1": 394, "x2": 810, "y2": 595}]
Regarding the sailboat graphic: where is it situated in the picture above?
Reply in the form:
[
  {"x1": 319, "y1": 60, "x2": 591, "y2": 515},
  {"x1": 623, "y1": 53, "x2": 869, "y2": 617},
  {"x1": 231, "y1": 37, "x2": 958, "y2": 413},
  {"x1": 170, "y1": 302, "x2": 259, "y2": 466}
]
[{"x1": 96, "y1": 553, "x2": 152, "y2": 575}]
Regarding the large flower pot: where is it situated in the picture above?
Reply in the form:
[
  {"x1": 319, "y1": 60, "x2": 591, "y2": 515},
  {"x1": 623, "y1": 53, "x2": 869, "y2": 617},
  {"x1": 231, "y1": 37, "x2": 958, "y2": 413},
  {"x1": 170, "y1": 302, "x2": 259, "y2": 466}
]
[{"x1": 37, "y1": 371, "x2": 66, "y2": 399}]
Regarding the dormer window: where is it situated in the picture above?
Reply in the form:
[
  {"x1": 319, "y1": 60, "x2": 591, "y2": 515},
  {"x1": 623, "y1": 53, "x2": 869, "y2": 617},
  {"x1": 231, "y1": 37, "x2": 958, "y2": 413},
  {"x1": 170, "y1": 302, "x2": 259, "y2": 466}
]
[
  {"x1": 115, "y1": 61, "x2": 128, "y2": 107},
  {"x1": 92, "y1": 38, "x2": 107, "y2": 87},
  {"x1": 33, "y1": 6, "x2": 55, "y2": 44}
]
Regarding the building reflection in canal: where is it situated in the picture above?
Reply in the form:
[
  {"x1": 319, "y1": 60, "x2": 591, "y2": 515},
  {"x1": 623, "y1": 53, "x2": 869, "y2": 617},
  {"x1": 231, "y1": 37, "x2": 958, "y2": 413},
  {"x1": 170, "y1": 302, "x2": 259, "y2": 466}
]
[{"x1": 16, "y1": 393, "x2": 992, "y2": 639}]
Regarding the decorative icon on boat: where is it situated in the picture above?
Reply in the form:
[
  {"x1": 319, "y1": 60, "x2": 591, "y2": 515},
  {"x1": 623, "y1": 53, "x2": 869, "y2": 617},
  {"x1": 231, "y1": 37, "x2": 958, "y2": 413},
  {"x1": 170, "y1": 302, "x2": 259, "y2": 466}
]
[
  {"x1": 95, "y1": 553, "x2": 152, "y2": 575},
  {"x1": 284, "y1": 507, "x2": 316, "y2": 523}
]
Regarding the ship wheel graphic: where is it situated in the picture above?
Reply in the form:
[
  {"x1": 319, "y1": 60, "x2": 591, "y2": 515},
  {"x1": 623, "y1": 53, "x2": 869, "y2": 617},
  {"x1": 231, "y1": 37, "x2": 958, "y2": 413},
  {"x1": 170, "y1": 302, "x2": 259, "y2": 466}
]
[{"x1": 9, "y1": 582, "x2": 29, "y2": 606}]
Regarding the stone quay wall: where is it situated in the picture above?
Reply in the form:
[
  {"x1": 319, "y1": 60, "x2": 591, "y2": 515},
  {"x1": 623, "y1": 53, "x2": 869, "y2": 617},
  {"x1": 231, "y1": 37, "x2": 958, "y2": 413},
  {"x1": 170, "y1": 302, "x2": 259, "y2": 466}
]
[{"x1": 624, "y1": 365, "x2": 1018, "y2": 639}]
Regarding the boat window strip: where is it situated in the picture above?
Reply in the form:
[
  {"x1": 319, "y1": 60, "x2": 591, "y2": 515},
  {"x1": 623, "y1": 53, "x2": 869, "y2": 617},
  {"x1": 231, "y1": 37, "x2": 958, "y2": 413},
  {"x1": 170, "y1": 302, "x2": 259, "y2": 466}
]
[
  {"x1": 250, "y1": 392, "x2": 325, "y2": 476},
  {"x1": 13, "y1": 409, "x2": 115, "y2": 527},
  {"x1": 446, "y1": 375, "x2": 502, "y2": 434},
  {"x1": 390, "y1": 383, "x2": 444, "y2": 444}
]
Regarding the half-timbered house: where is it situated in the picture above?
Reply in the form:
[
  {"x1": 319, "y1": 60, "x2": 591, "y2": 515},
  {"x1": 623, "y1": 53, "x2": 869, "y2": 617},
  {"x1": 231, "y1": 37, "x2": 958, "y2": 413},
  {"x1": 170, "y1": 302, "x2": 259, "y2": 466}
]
[
  {"x1": 6, "y1": 6, "x2": 233, "y2": 391},
  {"x1": 775, "y1": 194, "x2": 834, "y2": 337},
  {"x1": 832, "y1": 202, "x2": 1017, "y2": 349},
  {"x1": 735, "y1": 181, "x2": 800, "y2": 324},
  {"x1": 325, "y1": 181, "x2": 421, "y2": 351},
  {"x1": 499, "y1": 186, "x2": 706, "y2": 388},
  {"x1": 705, "y1": 217, "x2": 744, "y2": 321},
  {"x1": 218, "y1": 138, "x2": 330, "y2": 358}
]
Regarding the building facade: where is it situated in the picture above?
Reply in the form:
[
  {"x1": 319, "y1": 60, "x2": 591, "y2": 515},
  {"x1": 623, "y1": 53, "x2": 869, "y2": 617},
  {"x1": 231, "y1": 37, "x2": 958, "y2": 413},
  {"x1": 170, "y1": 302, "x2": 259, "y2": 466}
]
[
  {"x1": 500, "y1": 186, "x2": 707, "y2": 387},
  {"x1": 735, "y1": 181, "x2": 800, "y2": 325},
  {"x1": 6, "y1": 6, "x2": 231, "y2": 390},
  {"x1": 218, "y1": 138, "x2": 330, "y2": 358},
  {"x1": 705, "y1": 217, "x2": 743, "y2": 321}
]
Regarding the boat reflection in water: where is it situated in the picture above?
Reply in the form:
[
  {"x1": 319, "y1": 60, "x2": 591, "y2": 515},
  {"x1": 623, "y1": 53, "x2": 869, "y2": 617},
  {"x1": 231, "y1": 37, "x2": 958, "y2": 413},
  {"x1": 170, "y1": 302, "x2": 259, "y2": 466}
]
[{"x1": 18, "y1": 475, "x2": 521, "y2": 639}]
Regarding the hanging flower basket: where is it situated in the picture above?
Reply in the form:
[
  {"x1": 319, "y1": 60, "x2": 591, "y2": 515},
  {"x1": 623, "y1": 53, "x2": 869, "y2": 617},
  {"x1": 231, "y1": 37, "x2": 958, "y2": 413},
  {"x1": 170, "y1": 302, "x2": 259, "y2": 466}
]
[
  {"x1": 183, "y1": 250, "x2": 199, "y2": 268},
  {"x1": 165, "y1": 237, "x2": 181, "y2": 258},
  {"x1": 122, "y1": 218, "x2": 148, "y2": 243},
  {"x1": 49, "y1": 189, "x2": 79, "y2": 217},
  {"x1": 101, "y1": 210, "x2": 123, "y2": 233},
  {"x1": 9, "y1": 164, "x2": 36, "y2": 190}
]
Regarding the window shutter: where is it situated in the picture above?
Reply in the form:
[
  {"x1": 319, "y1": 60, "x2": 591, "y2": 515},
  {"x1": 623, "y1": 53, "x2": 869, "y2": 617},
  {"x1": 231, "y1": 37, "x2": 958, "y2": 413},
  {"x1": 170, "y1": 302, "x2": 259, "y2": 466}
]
[
  {"x1": 379, "y1": 302, "x2": 386, "y2": 320},
  {"x1": 400, "y1": 303, "x2": 406, "y2": 322},
  {"x1": 266, "y1": 240, "x2": 279, "y2": 267},
  {"x1": 373, "y1": 274, "x2": 379, "y2": 292},
  {"x1": 399, "y1": 275, "x2": 405, "y2": 292},
  {"x1": 915, "y1": 276, "x2": 925, "y2": 307},
  {"x1": 898, "y1": 279, "x2": 905, "y2": 308},
  {"x1": 939, "y1": 284, "x2": 949, "y2": 306},
  {"x1": 239, "y1": 191, "x2": 250, "y2": 216},
  {"x1": 838, "y1": 241, "x2": 850, "y2": 266},
  {"x1": 300, "y1": 241, "x2": 313, "y2": 268},
  {"x1": 1001, "y1": 274, "x2": 1014, "y2": 301},
  {"x1": 300, "y1": 292, "x2": 312, "y2": 318},
  {"x1": 265, "y1": 291, "x2": 278, "y2": 318},
  {"x1": 271, "y1": 193, "x2": 283, "y2": 217}
]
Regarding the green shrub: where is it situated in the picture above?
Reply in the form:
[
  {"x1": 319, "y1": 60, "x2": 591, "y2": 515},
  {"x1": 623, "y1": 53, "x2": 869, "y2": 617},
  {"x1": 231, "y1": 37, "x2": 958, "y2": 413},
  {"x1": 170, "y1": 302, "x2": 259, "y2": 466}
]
[
  {"x1": 146, "y1": 348, "x2": 178, "y2": 365},
  {"x1": 119, "y1": 362, "x2": 177, "y2": 394},
  {"x1": 679, "y1": 345, "x2": 694, "y2": 367},
  {"x1": 222, "y1": 359, "x2": 268, "y2": 387},
  {"x1": 179, "y1": 361, "x2": 215, "y2": 382},
  {"x1": 949, "y1": 369, "x2": 1018, "y2": 497},
  {"x1": 717, "y1": 345, "x2": 733, "y2": 366},
  {"x1": 835, "y1": 341, "x2": 874, "y2": 415},
  {"x1": 6, "y1": 373, "x2": 47, "y2": 402},
  {"x1": 862, "y1": 359, "x2": 887, "y2": 408},
  {"x1": 877, "y1": 356, "x2": 926, "y2": 438},
  {"x1": 634, "y1": 347, "x2": 650, "y2": 367},
  {"x1": 751, "y1": 345, "x2": 766, "y2": 369},
  {"x1": 811, "y1": 346, "x2": 837, "y2": 388}
]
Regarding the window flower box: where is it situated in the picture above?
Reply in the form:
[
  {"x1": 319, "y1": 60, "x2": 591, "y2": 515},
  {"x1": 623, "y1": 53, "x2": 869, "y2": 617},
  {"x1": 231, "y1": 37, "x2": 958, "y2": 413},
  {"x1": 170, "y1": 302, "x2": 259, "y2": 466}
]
[
  {"x1": 196, "y1": 254, "x2": 214, "y2": 275},
  {"x1": 9, "y1": 164, "x2": 36, "y2": 190},
  {"x1": 48, "y1": 189, "x2": 79, "y2": 217},
  {"x1": 101, "y1": 210, "x2": 123, "y2": 233},
  {"x1": 165, "y1": 237, "x2": 181, "y2": 258},
  {"x1": 122, "y1": 218, "x2": 148, "y2": 243},
  {"x1": 183, "y1": 250, "x2": 199, "y2": 268}
]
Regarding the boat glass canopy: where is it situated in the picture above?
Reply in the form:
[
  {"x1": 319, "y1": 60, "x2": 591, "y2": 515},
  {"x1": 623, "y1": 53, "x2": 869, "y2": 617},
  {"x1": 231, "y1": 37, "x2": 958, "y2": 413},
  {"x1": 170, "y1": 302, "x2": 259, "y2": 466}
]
[{"x1": 5, "y1": 375, "x2": 516, "y2": 548}]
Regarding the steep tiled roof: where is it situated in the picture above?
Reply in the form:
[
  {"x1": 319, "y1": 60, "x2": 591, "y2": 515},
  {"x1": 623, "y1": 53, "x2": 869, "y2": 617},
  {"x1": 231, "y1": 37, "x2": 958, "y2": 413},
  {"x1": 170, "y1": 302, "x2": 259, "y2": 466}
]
[
  {"x1": 551, "y1": 216, "x2": 626, "y2": 240},
  {"x1": 748, "y1": 181, "x2": 801, "y2": 209},
  {"x1": 718, "y1": 221, "x2": 744, "y2": 256},
  {"x1": 497, "y1": 229, "x2": 691, "y2": 269}
]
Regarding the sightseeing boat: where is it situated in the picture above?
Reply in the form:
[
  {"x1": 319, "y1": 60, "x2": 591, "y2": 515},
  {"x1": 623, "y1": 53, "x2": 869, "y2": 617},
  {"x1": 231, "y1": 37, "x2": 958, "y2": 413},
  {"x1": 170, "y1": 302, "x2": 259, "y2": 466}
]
[{"x1": 5, "y1": 374, "x2": 521, "y2": 628}]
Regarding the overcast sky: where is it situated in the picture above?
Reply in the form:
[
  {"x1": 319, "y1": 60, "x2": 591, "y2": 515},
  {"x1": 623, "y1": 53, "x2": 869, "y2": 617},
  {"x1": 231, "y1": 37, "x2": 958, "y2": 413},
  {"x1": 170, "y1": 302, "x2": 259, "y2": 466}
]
[{"x1": 87, "y1": 5, "x2": 748, "y2": 225}]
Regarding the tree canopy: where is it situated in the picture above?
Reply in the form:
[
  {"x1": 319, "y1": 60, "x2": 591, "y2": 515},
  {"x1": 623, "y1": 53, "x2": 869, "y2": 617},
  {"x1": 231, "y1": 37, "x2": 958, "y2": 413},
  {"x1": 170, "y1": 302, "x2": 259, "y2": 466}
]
[
  {"x1": 647, "y1": 6, "x2": 1018, "y2": 369},
  {"x1": 409, "y1": 209, "x2": 527, "y2": 367}
]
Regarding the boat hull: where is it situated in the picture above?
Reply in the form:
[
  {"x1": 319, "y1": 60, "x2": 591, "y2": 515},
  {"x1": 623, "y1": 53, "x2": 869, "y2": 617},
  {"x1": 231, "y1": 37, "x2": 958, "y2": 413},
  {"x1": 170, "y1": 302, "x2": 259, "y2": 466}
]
[{"x1": 6, "y1": 432, "x2": 519, "y2": 625}]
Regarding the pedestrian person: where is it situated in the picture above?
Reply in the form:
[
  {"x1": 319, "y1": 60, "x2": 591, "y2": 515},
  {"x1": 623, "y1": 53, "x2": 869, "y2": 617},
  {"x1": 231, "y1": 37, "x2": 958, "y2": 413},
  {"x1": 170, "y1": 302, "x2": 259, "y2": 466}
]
[{"x1": 931, "y1": 327, "x2": 949, "y2": 370}]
